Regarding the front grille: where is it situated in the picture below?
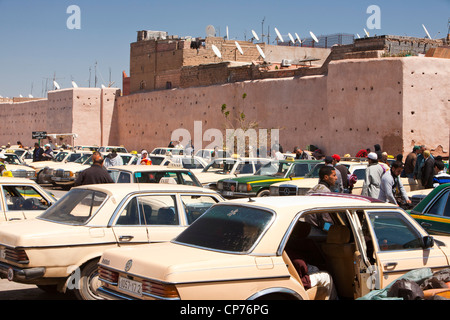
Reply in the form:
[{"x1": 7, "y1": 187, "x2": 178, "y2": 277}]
[
  {"x1": 55, "y1": 169, "x2": 65, "y2": 178},
  {"x1": 98, "y1": 266, "x2": 119, "y2": 285},
  {"x1": 277, "y1": 185, "x2": 297, "y2": 196},
  {"x1": 12, "y1": 170, "x2": 28, "y2": 178},
  {"x1": 5, "y1": 248, "x2": 29, "y2": 264}
]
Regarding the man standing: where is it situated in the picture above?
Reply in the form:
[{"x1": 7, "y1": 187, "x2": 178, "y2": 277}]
[
  {"x1": 413, "y1": 145, "x2": 426, "y2": 188},
  {"x1": 323, "y1": 156, "x2": 343, "y2": 193},
  {"x1": 379, "y1": 161, "x2": 411, "y2": 206},
  {"x1": 433, "y1": 160, "x2": 450, "y2": 187},
  {"x1": 404, "y1": 146, "x2": 420, "y2": 191},
  {"x1": 104, "y1": 149, "x2": 124, "y2": 167},
  {"x1": 332, "y1": 154, "x2": 350, "y2": 193},
  {"x1": 74, "y1": 151, "x2": 114, "y2": 186},
  {"x1": 32, "y1": 143, "x2": 44, "y2": 162},
  {"x1": 307, "y1": 166, "x2": 338, "y2": 194},
  {"x1": 41, "y1": 144, "x2": 54, "y2": 161},
  {"x1": 361, "y1": 152, "x2": 385, "y2": 199},
  {"x1": 421, "y1": 150, "x2": 435, "y2": 189}
]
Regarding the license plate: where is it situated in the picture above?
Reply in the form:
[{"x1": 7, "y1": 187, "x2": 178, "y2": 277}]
[
  {"x1": 223, "y1": 191, "x2": 234, "y2": 196},
  {"x1": 118, "y1": 276, "x2": 142, "y2": 296}
]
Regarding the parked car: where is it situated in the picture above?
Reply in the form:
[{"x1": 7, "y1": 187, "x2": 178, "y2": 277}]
[
  {"x1": 194, "y1": 149, "x2": 231, "y2": 161},
  {"x1": 149, "y1": 155, "x2": 208, "y2": 173},
  {"x1": 217, "y1": 159, "x2": 322, "y2": 198},
  {"x1": 408, "y1": 183, "x2": 450, "y2": 235},
  {"x1": 0, "y1": 152, "x2": 36, "y2": 180},
  {"x1": 150, "y1": 147, "x2": 184, "y2": 156},
  {"x1": 98, "y1": 146, "x2": 128, "y2": 154},
  {"x1": 0, "y1": 183, "x2": 224, "y2": 300},
  {"x1": 107, "y1": 165, "x2": 202, "y2": 187},
  {"x1": 0, "y1": 177, "x2": 57, "y2": 221},
  {"x1": 269, "y1": 161, "x2": 368, "y2": 196},
  {"x1": 97, "y1": 193, "x2": 449, "y2": 300},
  {"x1": 8, "y1": 148, "x2": 34, "y2": 165},
  {"x1": 195, "y1": 157, "x2": 274, "y2": 189}
]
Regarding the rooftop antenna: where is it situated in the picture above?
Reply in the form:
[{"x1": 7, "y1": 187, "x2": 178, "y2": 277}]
[
  {"x1": 309, "y1": 31, "x2": 319, "y2": 43},
  {"x1": 288, "y1": 33, "x2": 295, "y2": 45},
  {"x1": 364, "y1": 28, "x2": 370, "y2": 37},
  {"x1": 422, "y1": 24, "x2": 432, "y2": 39},
  {"x1": 211, "y1": 44, "x2": 222, "y2": 60},
  {"x1": 256, "y1": 44, "x2": 265, "y2": 60},
  {"x1": 251, "y1": 29, "x2": 260, "y2": 42},
  {"x1": 261, "y1": 16, "x2": 266, "y2": 43},
  {"x1": 226, "y1": 26, "x2": 229, "y2": 40},
  {"x1": 206, "y1": 25, "x2": 216, "y2": 38},
  {"x1": 274, "y1": 27, "x2": 284, "y2": 43},
  {"x1": 235, "y1": 41, "x2": 244, "y2": 55},
  {"x1": 356, "y1": 33, "x2": 361, "y2": 39}
]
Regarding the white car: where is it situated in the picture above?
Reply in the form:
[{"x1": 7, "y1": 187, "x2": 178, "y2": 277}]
[
  {"x1": 98, "y1": 146, "x2": 128, "y2": 154},
  {"x1": 195, "y1": 157, "x2": 273, "y2": 189},
  {"x1": 194, "y1": 149, "x2": 230, "y2": 161},
  {"x1": 158, "y1": 155, "x2": 209, "y2": 173},
  {"x1": 0, "y1": 177, "x2": 57, "y2": 222},
  {"x1": 0, "y1": 183, "x2": 223, "y2": 299},
  {"x1": 150, "y1": 147, "x2": 184, "y2": 156}
]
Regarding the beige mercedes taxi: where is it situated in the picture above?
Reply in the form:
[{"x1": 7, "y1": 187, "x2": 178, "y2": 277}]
[
  {"x1": 97, "y1": 193, "x2": 450, "y2": 300},
  {"x1": 0, "y1": 183, "x2": 224, "y2": 300}
]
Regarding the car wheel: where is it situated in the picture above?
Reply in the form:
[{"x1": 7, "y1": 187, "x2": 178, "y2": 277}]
[
  {"x1": 257, "y1": 189, "x2": 270, "y2": 197},
  {"x1": 74, "y1": 259, "x2": 103, "y2": 300}
]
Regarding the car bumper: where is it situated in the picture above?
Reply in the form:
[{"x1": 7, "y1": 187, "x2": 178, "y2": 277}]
[
  {"x1": 0, "y1": 261, "x2": 45, "y2": 281},
  {"x1": 51, "y1": 177, "x2": 75, "y2": 185}
]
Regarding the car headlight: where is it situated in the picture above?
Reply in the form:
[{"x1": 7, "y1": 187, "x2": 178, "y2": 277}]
[
  {"x1": 238, "y1": 183, "x2": 252, "y2": 192},
  {"x1": 63, "y1": 171, "x2": 74, "y2": 178},
  {"x1": 26, "y1": 171, "x2": 35, "y2": 178}
]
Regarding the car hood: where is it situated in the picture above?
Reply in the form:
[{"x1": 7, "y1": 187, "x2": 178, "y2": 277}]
[
  {"x1": 101, "y1": 242, "x2": 286, "y2": 284},
  {"x1": 0, "y1": 219, "x2": 107, "y2": 248},
  {"x1": 195, "y1": 172, "x2": 241, "y2": 184},
  {"x1": 7, "y1": 164, "x2": 34, "y2": 171}
]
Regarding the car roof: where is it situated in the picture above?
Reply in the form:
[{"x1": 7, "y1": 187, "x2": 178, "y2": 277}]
[
  {"x1": 107, "y1": 165, "x2": 191, "y2": 172},
  {"x1": 224, "y1": 193, "x2": 394, "y2": 211},
  {"x1": 0, "y1": 177, "x2": 39, "y2": 184},
  {"x1": 73, "y1": 183, "x2": 218, "y2": 198}
]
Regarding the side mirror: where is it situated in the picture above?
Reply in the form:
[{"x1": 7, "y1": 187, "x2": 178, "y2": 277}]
[{"x1": 422, "y1": 236, "x2": 434, "y2": 249}]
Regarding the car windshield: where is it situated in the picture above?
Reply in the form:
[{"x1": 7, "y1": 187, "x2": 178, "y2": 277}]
[
  {"x1": 38, "y1": 189, "x2": 108, "y2": 225},
  {"x1": 304, "y1": 163, "x2": 325, "y2": 178},
  {"x1": 134, "y1": 170, "x2": 201, "y2": 187},
  {"x1": 74, "y1": 154, "x2": 92, "y2": 164},
  {"x1": 174, "y1": 204, "x2": 274, "y2": 253},
  {"x1": 255, "y1": 161, "x2": 289, "y2": 177},
  {"x1": 202, "y1": 159, "x2": 237, "y2": 174},
  {"x1": 54, "y1": 152, "x2": 68, "y2": 162},
  {"x1": 67, "y1": 153, "x2": 82, "y2": 162},
  {"x1": 3, "y1": 154, "x2": 22, "y2": 165}
]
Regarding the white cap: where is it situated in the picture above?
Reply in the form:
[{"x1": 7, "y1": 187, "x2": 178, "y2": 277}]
[
  {"x1": 368, "y1": 152, "x2": 378, "y2": 160},
  {"x1": 141, "y1": 150, "x2": 148, "y2": 155},
  {"x1": 44, "y1": 144, "x2": 50, "y2": 147}
]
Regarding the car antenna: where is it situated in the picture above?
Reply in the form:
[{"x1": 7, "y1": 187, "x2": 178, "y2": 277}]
[{"x1": 248, "y1": 197, "x2": 255, "y2": 202}]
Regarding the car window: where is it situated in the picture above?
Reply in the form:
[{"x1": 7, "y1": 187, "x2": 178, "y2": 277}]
[
  {"x1": 367, "y1": 211, "x2": 424, "y2": 251},
  {"x1": 2, "y1": 185, "x2": 52, "y2": 211},
  {"x1": 180, "y1": 195, "x2": 219, "y2": 224},
  {"x1": 305, "y1": 163, "x2": 325, "y2": 178},
  {"x1": 4, "y1": 154, "x2": 21, "y2": 165},
  {"x1": 116, "y1": 197, "x2": 143, "y2": 225},
  {"x1": 39, "y1": 189, "x2": 108, "y2": 225},
  {"x1": 149, "y1": 156, "x2": 164, "y2": 165},
  {"x1": 426, "y1": 189, "x2": 450, "y2": 217},
  {"x1": 181, "y1": 158, "x2": 204, "y2": 169},
  {"x1": 292, "y1": 163, "x2": 310, "y2": 177},
  {"x1": 139, "y1": 195, "x2": 178, "y2": 225},
  {"x1": 117, "y1": 172, "x2": 131, "y2": 183},
  {"x1": 202, "y1": 159, "x2": 237, "y2": 174},
  {"x1": 67, "y1": 153, "x2": 82, "y2": 162},
  {"x1": 353, "y1": 169, "x2": 366, "y2": 180},
  {"x1": 108, "y1": 170, "x2": 120, "y2": 183},
  {"x1": 175, "y1": 204, "x2": 274, "y2": 253},
  {"x1": 54, "y1": 152, "x2": 68, "y2": 162}
]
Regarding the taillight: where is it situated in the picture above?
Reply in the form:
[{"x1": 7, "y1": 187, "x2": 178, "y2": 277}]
[
  {"x1": 142, "y1": 279, "x2": 179, "y2": 299},
  {"x1": 5, "y1": 248, "x2": 29, "y2": 264},
  {"x1": 98, "y1": 266, "x2": 119, "y2": 284}
]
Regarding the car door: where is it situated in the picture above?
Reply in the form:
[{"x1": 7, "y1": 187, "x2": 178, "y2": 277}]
[
  {"x1": 363, "y1": 209, "x2": 448, "y2": 288},
  {"x1": 1, "y1": 184, "x2": 53, "y2": 221},
  {"x1": 137, "y1": 194, "x2": 185, "y2": 242},
  {"x1": 412, "y1": 187, "x2": 450, "y2": 235},
  {"x1": 112, "y1": 196, "x2": 151, "y2": 245}
]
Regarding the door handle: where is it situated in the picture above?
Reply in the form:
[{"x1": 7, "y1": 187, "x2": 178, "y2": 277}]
[
  {"x1": 421, "y1": 222, "x2": 432, "y2": 229},
  {"x1": 384, "y1": 262, "x2": 398, "y2": 270},
  {"x1": 119, "y1": 235, "x2": 134, "y2": 241}
]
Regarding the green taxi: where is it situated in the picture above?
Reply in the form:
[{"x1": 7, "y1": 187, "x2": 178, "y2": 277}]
[
  {"x1": 409, "y1": 183, "x2": 450, "y2": 235},
  {"x1": 216, "y1": 159, "x2": 322, "y2": 198}
]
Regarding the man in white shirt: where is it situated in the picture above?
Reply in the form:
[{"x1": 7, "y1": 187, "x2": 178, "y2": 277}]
[{"x1": 379, "y1": 161, "x2": 411, "y2": 206}]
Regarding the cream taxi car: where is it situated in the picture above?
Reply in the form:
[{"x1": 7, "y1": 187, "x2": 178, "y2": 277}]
[
  {"x1": 97, "y1": 193, "x2": 450, "y2": 300},
  {"x1": 0, "y1": 153, "x2": 36, "y2": 180},
  {"x1": 0, "y1": 183, "x2": 224, "y2": 300},
  {"x1": 195, "y1": 157, "x2": 273, "y2": 189},
  {"x1": 0, "y1": 177, "x2": 57, "y2": 222}
]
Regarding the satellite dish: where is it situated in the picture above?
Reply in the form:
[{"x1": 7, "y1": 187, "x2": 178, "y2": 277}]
[
  {"x1": 275, "y1": 27, "x2": 284, "y2": 42},
  {"x1": 206, "y1": 25, "x2": 216, "y2": 38},
  {"x1": 19, "y1": 94, "x2": 23, "y2": 98},
  {"x1": 226, "y1": 26, "x2": 229, "y2": 40},
  {"x1": 211, "y1": 44, "x2": 222, "y2": 58},
  {"x1": 256, "y1": 44, "x2": 265, "y2": 60},
  {"x1": 288, "y1": 33, "x2": 295, "y2": 44},
  {"x1": 235, "y1": 41, "x2": 244, "y2": 55},
  {"x1": 309, "y1": 31, "x2": 319, "y2": 43},
  {"x1": 295, "y1": 33, "x2": 302, "y2": 43},
  {"x1": 364, "y1": 28, "x2": 370, "y2": 37},
  {"x1": 422, "y1": 24, "x2": 432, "y2": 39},
  {"x1": 28, "y1": 94, "x2": 33, "y2": 98},
  {"x1": 53, "y1": 81, "x2": 60, "y2": 90},
  {"x1": 101, "y1": 84, "x2": 106, "y2": 89},
  {"x1": 251, "y1": 30, "x2": 260, "y2": 41},
  {"x1": 71, "y1": 81, "x2": 78, "y2": 88},
  {"x1": 356, "y1": 33, "x2": 361, "y2": 39}
]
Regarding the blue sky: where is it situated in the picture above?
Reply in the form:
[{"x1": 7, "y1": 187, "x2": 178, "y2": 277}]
[{"x1": 0, "y1": 0, "x2": 448, "y2": 98}]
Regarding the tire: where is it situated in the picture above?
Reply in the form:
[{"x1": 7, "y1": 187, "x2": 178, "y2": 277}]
[
  {"x1": 257, "y1": 189, "x2": 270, "y2": 197},
  {"x1": 73, "y1": 259, "x2": 103, "y2": 300}
]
